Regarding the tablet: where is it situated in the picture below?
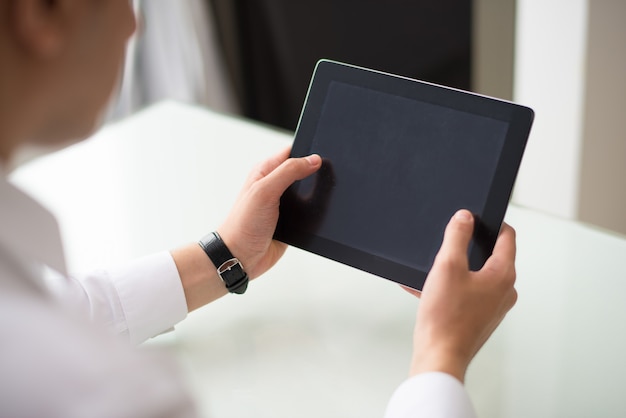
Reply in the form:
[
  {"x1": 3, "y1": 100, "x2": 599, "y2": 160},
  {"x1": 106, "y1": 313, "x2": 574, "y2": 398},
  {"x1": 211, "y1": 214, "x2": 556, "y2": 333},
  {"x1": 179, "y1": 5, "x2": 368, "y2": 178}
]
[{"x1": 274, "y1": 60, "x2": 534, "y2": 291}]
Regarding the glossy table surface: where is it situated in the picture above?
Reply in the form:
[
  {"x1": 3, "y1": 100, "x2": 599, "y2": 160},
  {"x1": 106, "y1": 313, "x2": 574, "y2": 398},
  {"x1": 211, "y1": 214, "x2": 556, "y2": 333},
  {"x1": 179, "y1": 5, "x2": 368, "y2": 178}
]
[{"x1": 11, "y1": 102, "x2": 626, "y2": 418}]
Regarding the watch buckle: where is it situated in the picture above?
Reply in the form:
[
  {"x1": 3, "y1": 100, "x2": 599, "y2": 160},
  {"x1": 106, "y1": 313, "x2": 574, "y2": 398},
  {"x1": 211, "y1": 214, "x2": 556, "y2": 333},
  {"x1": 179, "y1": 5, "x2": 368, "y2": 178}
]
[{"x1": 217, "y1": 258, "x2": 243, "y2": 277}]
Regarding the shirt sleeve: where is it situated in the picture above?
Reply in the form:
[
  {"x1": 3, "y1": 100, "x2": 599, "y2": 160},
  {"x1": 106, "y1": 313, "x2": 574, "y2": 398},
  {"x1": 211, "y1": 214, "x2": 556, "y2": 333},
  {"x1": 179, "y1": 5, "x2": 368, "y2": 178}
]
[
  {"x1": 0, "y1": 260, "x2": 198, "y2": 418},
  {"x1": 384, "y1": 372, "x2": 477, "y2": 418},
  {"x1": 43, "y1": 251, "x2": 188, "y2": 345}
]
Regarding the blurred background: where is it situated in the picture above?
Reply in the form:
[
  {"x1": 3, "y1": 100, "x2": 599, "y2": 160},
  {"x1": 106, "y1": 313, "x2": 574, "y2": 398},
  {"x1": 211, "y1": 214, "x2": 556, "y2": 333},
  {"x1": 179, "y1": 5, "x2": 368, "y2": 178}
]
[{"x1": 108, "y1": 0, "x2": 626, "y2": 236}]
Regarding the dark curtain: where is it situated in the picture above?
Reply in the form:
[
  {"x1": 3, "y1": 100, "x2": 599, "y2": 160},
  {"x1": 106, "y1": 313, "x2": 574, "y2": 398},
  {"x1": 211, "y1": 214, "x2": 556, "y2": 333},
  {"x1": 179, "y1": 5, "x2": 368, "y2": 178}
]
[{"x1": 209, "y1": 1, "x2": 472, "y2": 131}]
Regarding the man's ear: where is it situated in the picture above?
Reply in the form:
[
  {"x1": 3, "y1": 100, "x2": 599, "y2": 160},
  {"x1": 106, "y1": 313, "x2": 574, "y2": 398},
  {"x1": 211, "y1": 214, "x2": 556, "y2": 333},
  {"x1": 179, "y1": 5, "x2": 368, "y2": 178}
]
[{"x1": 10, "y1": 0, "x2": 69, "y2": 58}]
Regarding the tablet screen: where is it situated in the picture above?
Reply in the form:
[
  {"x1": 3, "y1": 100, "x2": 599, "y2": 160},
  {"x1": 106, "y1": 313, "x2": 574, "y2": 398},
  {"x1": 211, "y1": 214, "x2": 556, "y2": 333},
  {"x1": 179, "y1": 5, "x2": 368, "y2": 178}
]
[
  {"x1": 275, "y1": 60, "x2": 533, "y2": 290},
  {"x1": 299, "y1": 80, "x2": 508, "y2": 271}
]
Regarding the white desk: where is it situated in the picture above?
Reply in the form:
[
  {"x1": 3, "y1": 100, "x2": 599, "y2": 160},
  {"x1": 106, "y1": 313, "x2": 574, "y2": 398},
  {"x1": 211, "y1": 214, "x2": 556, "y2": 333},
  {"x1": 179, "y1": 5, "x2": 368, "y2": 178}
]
[{"x1": 11, "y1": 102, "x2": 626, "y2": 418}]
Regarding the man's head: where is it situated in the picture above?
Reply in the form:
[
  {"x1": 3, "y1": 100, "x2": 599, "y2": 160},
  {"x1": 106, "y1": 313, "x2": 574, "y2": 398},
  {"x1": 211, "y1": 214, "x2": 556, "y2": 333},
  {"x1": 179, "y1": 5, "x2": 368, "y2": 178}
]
[{"x1": 0, "y1": 0, "x2": 136, "y2": 164}]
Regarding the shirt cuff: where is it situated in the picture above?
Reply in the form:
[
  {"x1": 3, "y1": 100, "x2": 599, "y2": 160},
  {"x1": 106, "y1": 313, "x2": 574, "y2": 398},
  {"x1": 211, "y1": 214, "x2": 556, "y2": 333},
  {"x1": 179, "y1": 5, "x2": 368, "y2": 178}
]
[
  {"x1": 384, "y1": 372, "x2": 477, "y2": 418},
  {"x1": 109, "y1": 251, "x2": 188, "y2": 345}
]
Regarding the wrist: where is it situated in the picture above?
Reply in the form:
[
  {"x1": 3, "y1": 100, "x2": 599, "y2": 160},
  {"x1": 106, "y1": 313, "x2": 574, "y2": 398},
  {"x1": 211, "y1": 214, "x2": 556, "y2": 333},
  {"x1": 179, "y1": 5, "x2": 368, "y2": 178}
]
[
  {"x1": 409, "y1": 345, "x2": 469, "y2": 383},
  {"x1": 216, "y1": 227, "x2": 284, "y2": 280},
  {"x1": 171, "y1": 244, "x2": 227, "y2": 312},
  {"x1": 198, "y1": 231, "x2": 249, "y2": 294},
  {"x1": 216, "y1": 229, "x2": 251, "y2": 275}
]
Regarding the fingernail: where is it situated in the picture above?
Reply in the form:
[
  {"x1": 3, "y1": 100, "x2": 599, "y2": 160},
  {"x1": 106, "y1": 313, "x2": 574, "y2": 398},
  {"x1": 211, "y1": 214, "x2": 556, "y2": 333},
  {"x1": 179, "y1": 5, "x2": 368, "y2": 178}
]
[
  {"x1": 454, "y1": 209, "x2": 473, "y2": 222},
  {"x1": 305, "y1": 154, "x2": 321, "y2": 165}
]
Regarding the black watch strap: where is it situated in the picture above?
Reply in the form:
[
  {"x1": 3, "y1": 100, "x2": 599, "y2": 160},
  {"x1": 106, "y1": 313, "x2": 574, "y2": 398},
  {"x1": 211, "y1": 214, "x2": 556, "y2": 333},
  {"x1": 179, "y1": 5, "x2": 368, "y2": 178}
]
[{"x1": 198, "y1": 232, "x2": 249, "y2": 294}]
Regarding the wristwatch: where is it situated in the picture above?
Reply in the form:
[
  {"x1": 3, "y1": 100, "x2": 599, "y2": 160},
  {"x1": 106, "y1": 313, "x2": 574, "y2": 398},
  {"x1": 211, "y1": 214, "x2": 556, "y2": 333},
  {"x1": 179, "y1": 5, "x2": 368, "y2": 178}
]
[{"x1": 198, "y1": 231, "x2": 249, "y2": 294}]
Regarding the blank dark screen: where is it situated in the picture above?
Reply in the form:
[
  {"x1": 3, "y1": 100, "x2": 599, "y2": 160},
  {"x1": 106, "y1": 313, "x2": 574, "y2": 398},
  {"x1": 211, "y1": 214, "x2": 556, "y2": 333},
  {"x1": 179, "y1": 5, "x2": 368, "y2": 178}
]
[{"x1": 295, "y1": 81, "x2": 509, "y2": 271}]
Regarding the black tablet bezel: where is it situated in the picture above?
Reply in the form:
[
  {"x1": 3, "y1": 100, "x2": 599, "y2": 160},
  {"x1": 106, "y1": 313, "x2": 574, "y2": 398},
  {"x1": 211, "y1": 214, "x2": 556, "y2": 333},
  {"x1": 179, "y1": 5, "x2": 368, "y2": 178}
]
[{"x1": 274, "y1": 60, "x2": 533, "y2": 290}]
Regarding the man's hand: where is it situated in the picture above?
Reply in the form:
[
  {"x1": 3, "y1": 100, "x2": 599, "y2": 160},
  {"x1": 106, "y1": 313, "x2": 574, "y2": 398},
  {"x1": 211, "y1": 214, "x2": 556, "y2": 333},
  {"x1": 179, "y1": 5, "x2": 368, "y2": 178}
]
[
  {"x1": 218, "y1": 147, "x2": 322, "y2": 279},
  {"x1": 173, "y1": 147, "x2": 320, "y2": 312},
  {"x1": 410, "y1": 209, "x2": 518, "y2": 382}
]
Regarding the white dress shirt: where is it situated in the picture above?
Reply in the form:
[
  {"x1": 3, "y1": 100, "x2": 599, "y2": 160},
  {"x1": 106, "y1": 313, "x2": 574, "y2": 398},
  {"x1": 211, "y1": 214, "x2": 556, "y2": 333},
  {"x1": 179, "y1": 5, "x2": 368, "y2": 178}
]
[
  {"x1": 0, "y1": 172, "x2": 476, "y2": 417},
  {"x1": 0, "y1": 174, "x2": 194, "y2": 417},
  {"x1": 386, "y1": 373, "x2": 477, "y2": 418}
]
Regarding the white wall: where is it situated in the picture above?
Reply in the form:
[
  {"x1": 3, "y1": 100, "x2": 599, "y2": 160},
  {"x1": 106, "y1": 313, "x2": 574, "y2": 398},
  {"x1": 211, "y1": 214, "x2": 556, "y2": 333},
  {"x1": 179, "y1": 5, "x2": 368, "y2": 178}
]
[
  {"x1": 511, "y1": 0, "x2": 626, "y2": 235},
  {"x1": 512, "y1": 0, "x2": 589, "y2": 220}
]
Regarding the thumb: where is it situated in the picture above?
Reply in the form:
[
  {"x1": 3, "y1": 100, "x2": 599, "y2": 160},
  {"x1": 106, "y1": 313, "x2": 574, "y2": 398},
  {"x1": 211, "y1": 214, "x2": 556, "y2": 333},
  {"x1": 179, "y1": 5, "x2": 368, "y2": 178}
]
[
  {"x1": 260, "y1": 154, "x2": 322, "y2": 200},
  {"x1": 435, "y1": 209, "x2": 475, "y2": 269}
]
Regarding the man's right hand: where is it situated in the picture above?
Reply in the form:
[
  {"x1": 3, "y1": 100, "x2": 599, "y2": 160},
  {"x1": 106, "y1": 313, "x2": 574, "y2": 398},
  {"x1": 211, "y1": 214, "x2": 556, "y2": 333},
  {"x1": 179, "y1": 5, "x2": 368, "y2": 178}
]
[{"x1": 409, "y1": 209, "x2": 518, "y2": 382}]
